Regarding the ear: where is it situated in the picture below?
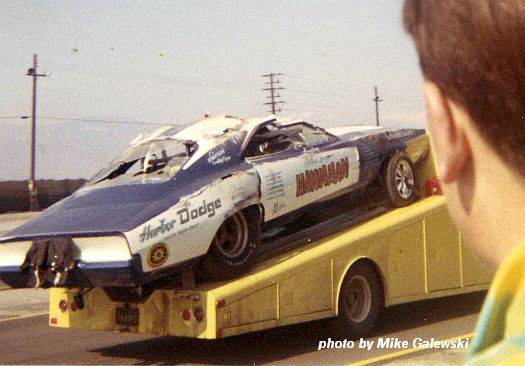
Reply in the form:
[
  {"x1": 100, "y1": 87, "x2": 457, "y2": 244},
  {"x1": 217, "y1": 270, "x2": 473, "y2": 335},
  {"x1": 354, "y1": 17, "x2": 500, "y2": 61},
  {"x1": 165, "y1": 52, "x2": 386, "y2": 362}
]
[{"x1": 423, "y1": 81, "x2": 469, "y2": 183}]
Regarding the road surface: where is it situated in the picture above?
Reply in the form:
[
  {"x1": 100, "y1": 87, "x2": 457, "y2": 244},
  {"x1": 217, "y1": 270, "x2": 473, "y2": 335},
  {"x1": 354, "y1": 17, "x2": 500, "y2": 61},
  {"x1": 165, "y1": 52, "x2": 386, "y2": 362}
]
[
  {"x1": 0, "y1": 212, "x2": 41, "y2": 289},
  {"x1": 0, "y1": 290, "x2": 484, "y2": 365}
]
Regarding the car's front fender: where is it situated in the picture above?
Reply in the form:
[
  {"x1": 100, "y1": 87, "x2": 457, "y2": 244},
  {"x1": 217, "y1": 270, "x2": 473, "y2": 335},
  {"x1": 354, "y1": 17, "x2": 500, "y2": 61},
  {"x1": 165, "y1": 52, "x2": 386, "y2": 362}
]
[{"x1": 124, "y1": 170, "x2": 260, "y2": 273}]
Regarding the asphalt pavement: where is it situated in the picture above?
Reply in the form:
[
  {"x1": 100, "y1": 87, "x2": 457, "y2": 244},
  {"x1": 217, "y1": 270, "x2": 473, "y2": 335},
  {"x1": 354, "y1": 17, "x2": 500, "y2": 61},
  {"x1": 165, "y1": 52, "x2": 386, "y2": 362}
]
[
  {"x1": 0, "y1": 289, "x2": 49, "y2": 320},
  {"x1": 0, "y1": 291, "x2": 485, "y2": 365}
]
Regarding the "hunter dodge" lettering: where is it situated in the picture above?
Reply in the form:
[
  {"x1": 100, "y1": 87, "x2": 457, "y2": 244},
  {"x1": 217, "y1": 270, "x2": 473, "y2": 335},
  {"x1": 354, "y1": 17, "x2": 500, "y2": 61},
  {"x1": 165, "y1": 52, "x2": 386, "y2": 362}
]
[{"x1": 296, "y1": 157, "x2": 350, "y2": 197}]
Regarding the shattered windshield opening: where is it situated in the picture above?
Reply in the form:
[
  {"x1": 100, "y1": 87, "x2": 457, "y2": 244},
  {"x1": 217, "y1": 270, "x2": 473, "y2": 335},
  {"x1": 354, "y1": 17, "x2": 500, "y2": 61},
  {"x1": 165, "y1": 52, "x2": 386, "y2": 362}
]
[{"x1": 86, "y1": 138, "x2": 197, "y2": 188}]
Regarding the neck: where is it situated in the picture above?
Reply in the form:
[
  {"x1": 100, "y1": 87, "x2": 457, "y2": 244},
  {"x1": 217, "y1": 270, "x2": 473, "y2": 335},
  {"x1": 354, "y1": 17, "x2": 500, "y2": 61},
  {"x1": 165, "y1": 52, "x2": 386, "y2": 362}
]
[{"x1": 469, "y1": 153, "x2": 525, "y2": 270}]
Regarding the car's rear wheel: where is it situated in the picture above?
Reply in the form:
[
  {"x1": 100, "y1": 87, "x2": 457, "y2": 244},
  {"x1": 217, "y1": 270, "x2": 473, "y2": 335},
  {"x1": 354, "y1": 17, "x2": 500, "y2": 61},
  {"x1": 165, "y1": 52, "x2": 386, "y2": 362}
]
[
  {"x1": 331, "y1": 263, "x2": 383, "y2": 338},
  {"x1": 200, "y1": 207, "x2": 261, "y2": 280},
  {"x1": 384, "y1": 151, "x2": 418, "y2": 207}
]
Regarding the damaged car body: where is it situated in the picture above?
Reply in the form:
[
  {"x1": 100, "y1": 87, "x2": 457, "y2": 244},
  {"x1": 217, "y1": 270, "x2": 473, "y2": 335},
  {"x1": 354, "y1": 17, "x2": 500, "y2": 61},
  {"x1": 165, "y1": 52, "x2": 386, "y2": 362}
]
[{"x1": 0, "y1": 114, "x2": 428, "y2": 289}]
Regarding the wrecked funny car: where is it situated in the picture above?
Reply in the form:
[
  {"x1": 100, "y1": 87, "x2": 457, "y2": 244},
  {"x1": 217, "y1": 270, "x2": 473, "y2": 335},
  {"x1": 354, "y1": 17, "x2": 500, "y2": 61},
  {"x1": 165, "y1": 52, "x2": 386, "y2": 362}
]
[{"x1": 0, "y1": 114, "x2": 428, "y2": 289}]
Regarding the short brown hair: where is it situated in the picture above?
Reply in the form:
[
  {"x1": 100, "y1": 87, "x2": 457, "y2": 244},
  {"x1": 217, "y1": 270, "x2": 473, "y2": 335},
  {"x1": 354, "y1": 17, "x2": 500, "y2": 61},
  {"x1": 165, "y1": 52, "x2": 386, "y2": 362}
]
[{"x1": 403, "y1": 0, "x2": 525, "y2": 176}]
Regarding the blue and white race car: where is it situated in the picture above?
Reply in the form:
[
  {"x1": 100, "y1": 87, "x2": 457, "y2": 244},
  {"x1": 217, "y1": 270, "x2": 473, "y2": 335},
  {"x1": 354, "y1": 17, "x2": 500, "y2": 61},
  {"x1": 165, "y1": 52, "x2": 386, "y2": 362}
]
[{"x1": 0, "y1": 115, "x2": 428, "y2": 288}]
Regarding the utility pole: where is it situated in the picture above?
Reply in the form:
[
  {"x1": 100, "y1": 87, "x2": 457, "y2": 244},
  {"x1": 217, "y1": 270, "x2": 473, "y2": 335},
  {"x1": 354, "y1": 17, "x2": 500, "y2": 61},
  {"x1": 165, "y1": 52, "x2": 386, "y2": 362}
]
[
  {"x1": 262, "y1": 73, "x2": 285, "y2": 114},
  {"x1": 373, "y1": 86, "x2": 383, "y2": 127},
  {"x1": 26, "y1": 54, "x2": 47, "y2": 211}
]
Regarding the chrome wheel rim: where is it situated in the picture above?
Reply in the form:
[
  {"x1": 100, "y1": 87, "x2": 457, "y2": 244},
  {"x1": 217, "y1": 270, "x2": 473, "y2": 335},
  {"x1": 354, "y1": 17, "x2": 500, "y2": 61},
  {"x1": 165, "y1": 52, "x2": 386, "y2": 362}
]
[
  {"x1": 394, "y1": 160, "x2": 414, "y2": 199},
  {"x1": 345, "y1": 275, "x2": 372, "y2": 323},
  {"x1": 214, "y1": 213, "x2": 249, "y2": 258}
]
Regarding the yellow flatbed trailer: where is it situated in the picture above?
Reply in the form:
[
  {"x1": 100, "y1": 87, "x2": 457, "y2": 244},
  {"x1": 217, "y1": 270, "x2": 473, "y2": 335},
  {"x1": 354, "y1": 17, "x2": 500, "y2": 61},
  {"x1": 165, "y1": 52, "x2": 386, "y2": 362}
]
[{"x1": 48, "y1": 141, "x2": 492, "y2": 339}]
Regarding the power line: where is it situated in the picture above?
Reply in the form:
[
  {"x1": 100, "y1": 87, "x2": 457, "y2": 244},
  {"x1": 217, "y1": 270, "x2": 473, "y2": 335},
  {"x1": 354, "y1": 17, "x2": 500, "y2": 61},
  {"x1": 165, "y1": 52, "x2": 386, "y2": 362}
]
[
  {"x1": 43, "y1": 61, "x2": 260, "y2": 93},
  {"x1": 36, "y1": 116, "x2": 170, "y2": 126},
  {"x1": 262, "y1": 73, "x2": 285, "y2": 114},
  {"x1": 286, "y1": 74, "x2": 355, "y2": 89},
  {"x1": 289, "y1": 101, "x2": 350, "y2": 112},
  {"x1": 281, "y1": 111, "x2": 360, "y2": 126},
  {"x1": 0, "y1": 56, "x2": 422, "y2": 105},
  {"x1": 1, "y1": 115, "x2": 170, "y2": 126},
  {"x1": 0, "y1": 56, "x2": 261, "y2": 94},
  {"x1": 0, "y1": 57, "x2": 343, "y2": 98},
  {"x1": 286, "y1": 88, "x2": 347, "y2": 99}
]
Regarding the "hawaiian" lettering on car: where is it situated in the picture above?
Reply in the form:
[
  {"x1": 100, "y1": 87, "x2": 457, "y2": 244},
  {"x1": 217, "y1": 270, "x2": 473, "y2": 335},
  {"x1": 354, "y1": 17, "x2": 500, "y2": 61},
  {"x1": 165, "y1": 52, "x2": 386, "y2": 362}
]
[{"x1": 296, "y1": 157, "x2": 350, "y2": 197}]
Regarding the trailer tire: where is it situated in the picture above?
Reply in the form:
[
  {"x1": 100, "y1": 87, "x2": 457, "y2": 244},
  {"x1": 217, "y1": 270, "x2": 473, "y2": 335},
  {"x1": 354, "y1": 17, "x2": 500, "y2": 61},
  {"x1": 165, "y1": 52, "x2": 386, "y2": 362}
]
[
  {"x1": 199, "y1": 208, "x2": 261, "y2": 281},
  {"x1": 384, "y1": 151, "x2": 417, "y2": 207},
  {"x1": 331, "y1": 262, "x2": 383, "y2": 339}
]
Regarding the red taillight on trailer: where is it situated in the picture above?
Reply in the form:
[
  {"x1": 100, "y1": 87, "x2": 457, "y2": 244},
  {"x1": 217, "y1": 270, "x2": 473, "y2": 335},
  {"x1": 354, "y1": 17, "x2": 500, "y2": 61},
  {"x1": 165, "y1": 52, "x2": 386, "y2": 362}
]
[
  {"x1": 194, "y1": 308, "x2": 205, "y2": 322},
  {"x1": 425, "y1": 177, "x2": 442, "y2": 196},
  {"x1": 59, "y1": 300, "x2": 68, "y2": 313},
  {"x1": 181, "y1": 309, "x2": 191, "y2": 321},
  {"x1": 50, "y1": 318, "x2": 58, "y2": 325},
  {"x1": 217, "y1": 299, "x2": 226, "y2": 308},
  {"x1": 70, "y1": 301, "x2": 79, "y2": 312}
]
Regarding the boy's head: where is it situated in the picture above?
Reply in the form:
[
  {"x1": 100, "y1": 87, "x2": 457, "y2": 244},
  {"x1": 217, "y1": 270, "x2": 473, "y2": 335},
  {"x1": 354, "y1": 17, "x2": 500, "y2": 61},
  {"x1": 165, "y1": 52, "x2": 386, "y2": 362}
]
[
  {"x1": 403, "y1": 0, "x2": 525, "y2": 268},
  {"x1": 404, "y1": 0, "x2": 525, "y2": 176}
]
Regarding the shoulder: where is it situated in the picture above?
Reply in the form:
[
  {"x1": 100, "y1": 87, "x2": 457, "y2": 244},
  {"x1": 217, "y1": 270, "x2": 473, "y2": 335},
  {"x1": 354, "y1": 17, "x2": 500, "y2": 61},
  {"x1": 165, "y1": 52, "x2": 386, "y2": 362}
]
[{"x1": 468, "y1": 243, "x2": 525, "y2": 364}]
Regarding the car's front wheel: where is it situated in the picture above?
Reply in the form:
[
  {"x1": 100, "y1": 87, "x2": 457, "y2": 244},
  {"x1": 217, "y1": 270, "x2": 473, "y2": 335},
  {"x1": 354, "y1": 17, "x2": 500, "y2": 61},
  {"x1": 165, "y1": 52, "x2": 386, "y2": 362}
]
[
  {"x1": 199, "y1": 207, "x2": 261, "y2": 280},
  {"x1": 384, "y1": 151, "x2": 418, "y2": 207}
]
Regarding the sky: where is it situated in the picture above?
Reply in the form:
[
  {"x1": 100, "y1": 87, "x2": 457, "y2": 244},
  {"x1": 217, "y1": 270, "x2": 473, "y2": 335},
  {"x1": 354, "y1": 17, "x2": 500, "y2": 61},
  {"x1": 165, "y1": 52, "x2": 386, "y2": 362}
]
[{"x1": 0, "y1": 0, "x2": 426, "y2": 181}]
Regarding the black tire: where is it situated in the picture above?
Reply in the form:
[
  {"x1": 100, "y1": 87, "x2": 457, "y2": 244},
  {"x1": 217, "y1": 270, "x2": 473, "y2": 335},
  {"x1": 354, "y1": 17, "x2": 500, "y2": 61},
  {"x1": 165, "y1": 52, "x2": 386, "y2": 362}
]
[
  {"x1": 384, "y1": 151, "x2": 418, "y2": 207},
  {"x1": 331, "y1": 263, "x2": 383, "y2": 339},
  {"x1": 200, "y1": 207, "x2": 261, "y2": 281}
]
